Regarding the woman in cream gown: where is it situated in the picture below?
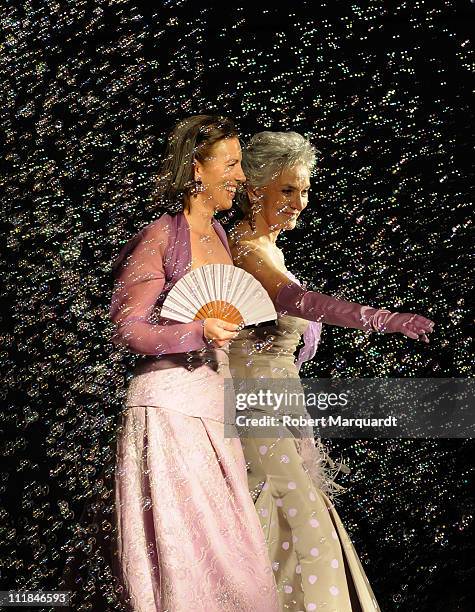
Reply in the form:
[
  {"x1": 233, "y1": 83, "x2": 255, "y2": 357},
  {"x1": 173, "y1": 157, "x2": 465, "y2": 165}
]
[{"x1": 227, "y1": 131, "x2": 435, "y2": 611}]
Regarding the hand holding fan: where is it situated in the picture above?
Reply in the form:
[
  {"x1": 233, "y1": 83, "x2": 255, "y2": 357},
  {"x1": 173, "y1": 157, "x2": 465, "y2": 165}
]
[{"x1": 160, "y1": 264, "x2": 277, "y2": 327}]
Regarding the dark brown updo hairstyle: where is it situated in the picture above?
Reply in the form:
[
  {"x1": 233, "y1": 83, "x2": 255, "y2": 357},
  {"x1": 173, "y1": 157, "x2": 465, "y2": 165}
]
[{"x1": 152, "y1": 114, "x2": 239, "y2": 213}]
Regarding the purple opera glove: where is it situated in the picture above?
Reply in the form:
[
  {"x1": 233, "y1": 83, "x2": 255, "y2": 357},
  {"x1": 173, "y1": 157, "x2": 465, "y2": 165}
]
[
  {"x1": 275, "y1": 282, "x2": 435, "y2": 342},
  {"x1": 360, "y1": 307, "x2": 435, "y2": 342}
]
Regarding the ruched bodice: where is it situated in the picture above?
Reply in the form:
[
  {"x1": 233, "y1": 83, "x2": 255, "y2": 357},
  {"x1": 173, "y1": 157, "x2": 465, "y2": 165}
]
[{"x1": 228, "y1": 314, "x2": 310, "y2": 379}]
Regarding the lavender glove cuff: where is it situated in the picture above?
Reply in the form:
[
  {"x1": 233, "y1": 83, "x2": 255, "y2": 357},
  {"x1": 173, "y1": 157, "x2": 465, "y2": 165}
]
[{"x1": 360, "y1": 306, "x2": 400, "y2": 333}]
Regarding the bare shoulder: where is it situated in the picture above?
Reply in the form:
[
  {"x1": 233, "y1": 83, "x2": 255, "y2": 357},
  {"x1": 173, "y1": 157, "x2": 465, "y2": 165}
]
[
  {"x1": 228, "y1": 220, "x2": 248, "y2": 245},
  {"x1": 230, "y1": 236, "x2": 269, "y2": 261},
  {"x1": 229, "y1": 221, "x2": 265, "y2": 248}
]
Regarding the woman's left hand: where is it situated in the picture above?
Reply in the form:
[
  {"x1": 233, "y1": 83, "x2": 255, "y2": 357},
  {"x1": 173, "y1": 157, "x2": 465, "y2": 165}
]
[{"x1": 385, "y1": 313, "x2": 436, "y2": 343}]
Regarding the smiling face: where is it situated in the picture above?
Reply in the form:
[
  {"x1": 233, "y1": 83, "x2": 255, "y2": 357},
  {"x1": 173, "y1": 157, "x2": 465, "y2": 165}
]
[
  {"x1": 251, "y1": 164, "x2": 311, "y2": 231},
  {"x1": 193, "y1": 137, "x2": 246, "y2": 212}
]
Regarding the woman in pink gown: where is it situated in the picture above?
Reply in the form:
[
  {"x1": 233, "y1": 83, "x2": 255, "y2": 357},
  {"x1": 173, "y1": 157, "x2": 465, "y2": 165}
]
[{"x1": 109, "y1": 116, "x2": 279, "y2": 611}]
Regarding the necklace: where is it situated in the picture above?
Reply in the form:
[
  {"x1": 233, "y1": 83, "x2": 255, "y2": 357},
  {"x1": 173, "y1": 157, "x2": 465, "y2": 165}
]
[
  {"x1": 189, "y1": 226, "x2": 218, "y2": 240},
  {"x1": 187, "y1": 218, "x2": 217, "y2": 237},
  {"x1": 185, "y1": 212, "x2": 215, "y2": 237}
]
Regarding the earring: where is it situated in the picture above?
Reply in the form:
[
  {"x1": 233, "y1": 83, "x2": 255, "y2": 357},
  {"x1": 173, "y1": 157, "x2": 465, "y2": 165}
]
[
  {"x1": 249, "y1": 204, "x2": 257, "y2": 231},
  {"x1": 191, "y1": 178, "x2": 205, "y2": 196}
]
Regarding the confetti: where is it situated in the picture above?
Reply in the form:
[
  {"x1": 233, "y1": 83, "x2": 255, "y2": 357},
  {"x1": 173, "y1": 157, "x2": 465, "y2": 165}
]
[{"x1": 1, "y1": 2, "x2": 473, "y2": 611}]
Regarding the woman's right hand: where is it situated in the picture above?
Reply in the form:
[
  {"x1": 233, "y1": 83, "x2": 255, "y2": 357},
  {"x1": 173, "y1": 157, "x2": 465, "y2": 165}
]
[{"x1": 203, "y1": 318, "x2": 240, "y2": 348}]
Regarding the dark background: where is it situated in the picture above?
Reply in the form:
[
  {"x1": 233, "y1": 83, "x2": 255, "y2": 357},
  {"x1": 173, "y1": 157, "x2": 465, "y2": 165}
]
[{"x1": 1, "y1": 1, "x2": 474, "y2": 610}]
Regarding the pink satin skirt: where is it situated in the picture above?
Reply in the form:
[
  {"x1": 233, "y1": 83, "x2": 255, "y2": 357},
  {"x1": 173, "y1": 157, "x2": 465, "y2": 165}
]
[{"x1": 113, "y1": 358, "x2": 279, "y2": 611}]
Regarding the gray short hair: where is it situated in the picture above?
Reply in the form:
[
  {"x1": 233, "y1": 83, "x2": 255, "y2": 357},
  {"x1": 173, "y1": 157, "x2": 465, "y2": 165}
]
[{"x1": 238, "y1": 131, "x2": 317, "y2": 215}]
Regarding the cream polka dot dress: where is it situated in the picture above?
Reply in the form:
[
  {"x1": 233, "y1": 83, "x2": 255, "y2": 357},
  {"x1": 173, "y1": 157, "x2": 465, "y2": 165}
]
[{"x1": 229, "y1": 315, "x2": 381, "y2": 612}]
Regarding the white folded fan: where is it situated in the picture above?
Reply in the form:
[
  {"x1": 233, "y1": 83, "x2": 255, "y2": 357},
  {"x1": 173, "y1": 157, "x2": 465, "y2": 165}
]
[{"x1": 160, "y1": 263, "x2": 277, "y2": 326}]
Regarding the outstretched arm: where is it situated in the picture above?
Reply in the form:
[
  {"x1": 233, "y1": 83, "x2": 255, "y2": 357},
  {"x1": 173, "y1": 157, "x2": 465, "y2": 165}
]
[{"x1": 231, "y1": 241, "x2": 435, "y2": 342}]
